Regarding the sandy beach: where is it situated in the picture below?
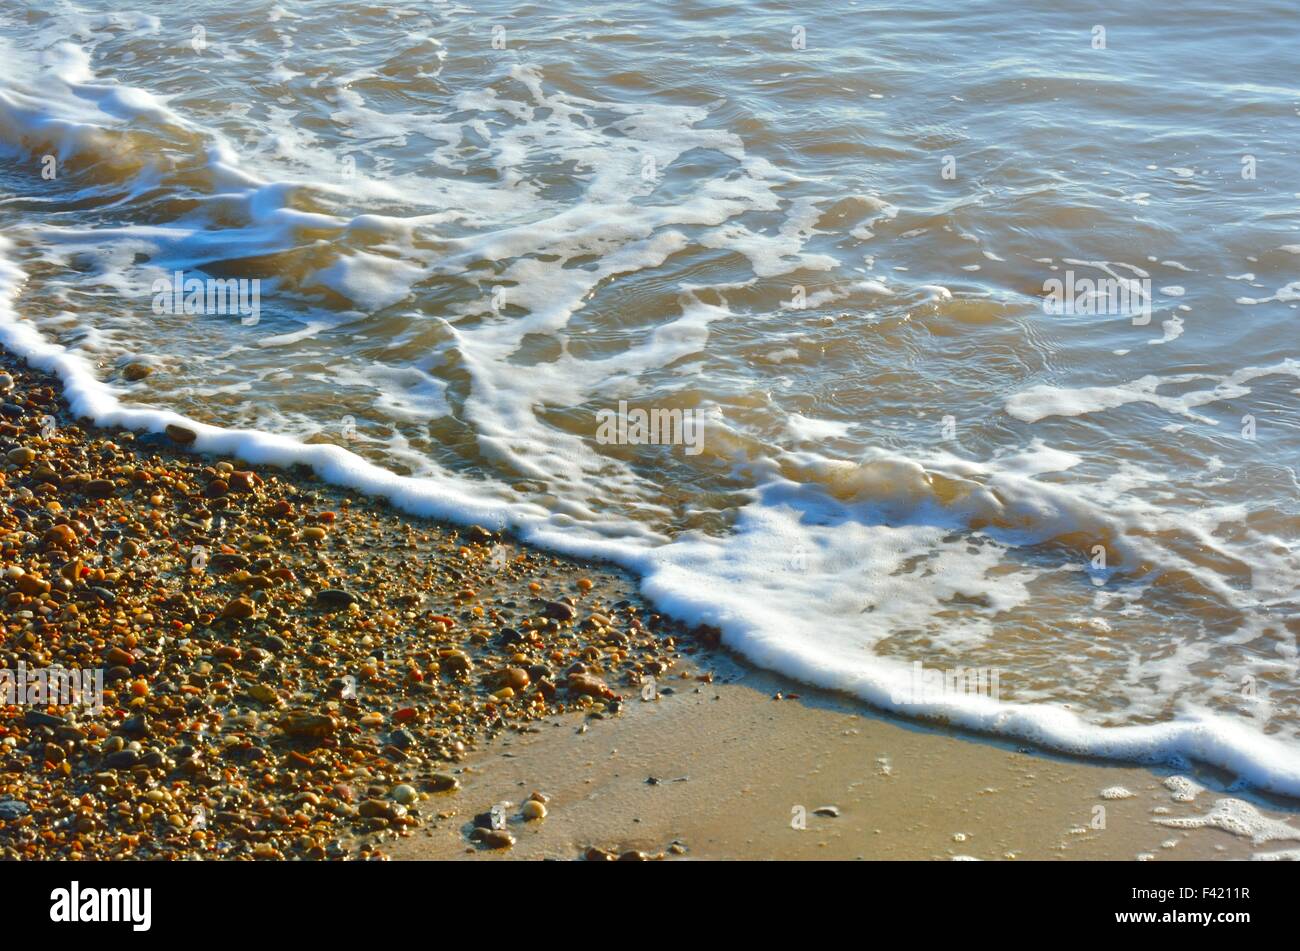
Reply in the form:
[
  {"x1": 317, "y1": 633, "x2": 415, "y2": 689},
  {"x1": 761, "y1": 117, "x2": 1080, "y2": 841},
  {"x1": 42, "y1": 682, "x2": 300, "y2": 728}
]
[
  {"x1": 388, "y1": 655, "x2": 1300, "y2": 862},
  {"x1": 3, "y1": 347, "x2": 1296, "y2": 862}
]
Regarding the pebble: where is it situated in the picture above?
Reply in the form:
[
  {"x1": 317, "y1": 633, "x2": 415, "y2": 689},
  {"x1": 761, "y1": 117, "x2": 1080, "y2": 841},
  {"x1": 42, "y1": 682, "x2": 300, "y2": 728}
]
[
  {"x1": 25, "y1": 711, "x2": 66, "y2": 728},
  {"x1": 279, "y1": 713, "x2": 338, "y2": 738},
  {"x1": 0, "y1": 801, "x2": 30, "y2": 820},
  {"x1": 164, "y1": 423, "x2": 197, "y2": 444},
  {"x1": 427, "y1": 773, "x2": 460, "y2": 793},
  {"x1": 472, "y1": 829, "x2": 516, "y2": 850},
  {"x1": 85, "y1": 478, "x2": 115, "y2": 498},
  {"x1": 542, "y1": 600, "x2": 576, "y2": 622},
  {"x1": 229, "y1": 470, "x2": 258, "y2": 492},
  {"x1": 440, "y1": 650, "x2": 473, "y2": 674},
  {"x1": 104, "y1": 750, "x2": 141, "y2": 770},
  {"x1": 521, "y1": 800, "x2": 547, "y2": 821},
  {"x1": 248, "y1": 683, "x2": 279, "y2": 704},
  {"x1": 358, "y1": 798, "x2": 406, "y2": 821},
  {"x1": 391, "y1": 784, "x2": 418, "y2": 805},
  {"x1": 315, "y1": 588, "x2": 357, "y2": 609},
  {"x1": 16, "y1": 575, "x2": 50, "y2": 596},
  {"x1": 567, "y1": 672, "x2": 613, "y2": 698},
  {"x1": 222, "y1": 597, "x2": 257, "y2": 620},
  {"x1": 501, "y1": 667, "x2": 530, "y2": 690},
  {"x1": 814, "y1": 806, "x2": 841, "y2": 818},
  {"x1": 42, "y1": 524, "x2": 77, "y2": 550}
]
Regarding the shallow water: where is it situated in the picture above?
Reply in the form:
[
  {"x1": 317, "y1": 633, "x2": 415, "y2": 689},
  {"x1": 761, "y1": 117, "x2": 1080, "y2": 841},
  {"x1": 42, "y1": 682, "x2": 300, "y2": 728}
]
[{"x1": 1, "y1": 2, "x2": 1298, "y2": 790}]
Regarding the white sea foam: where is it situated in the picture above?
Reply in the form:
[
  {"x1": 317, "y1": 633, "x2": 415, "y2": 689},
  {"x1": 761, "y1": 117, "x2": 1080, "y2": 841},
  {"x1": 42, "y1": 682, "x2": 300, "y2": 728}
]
[
  {"x1": 1156, "y1": 798, "x2": 1300, "y2": 844},
  {"x1": 1005, "y1": 362, "x2": 1300, "y2": 423}
]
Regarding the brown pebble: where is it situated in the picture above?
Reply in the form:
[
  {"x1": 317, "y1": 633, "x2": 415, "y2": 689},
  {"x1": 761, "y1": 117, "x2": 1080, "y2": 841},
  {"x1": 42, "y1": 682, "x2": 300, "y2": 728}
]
[
  {"x1": 221, "y1": 597, "x2": 256, "y2": 620},
  {"x1": 229, "y1": 470, "x2": 259, "y2": 493},
  {"x1": 279, "y1": 712, "x2": 339, "y2": 738},
  {"x1": 104, "y1": 647, "x2": 135, "y2": 667},
  {"x1": 42, "y1": 524, "x2": 78, "y2": 551},
  {"x1": 165, "y1": 423, "x2": 197, "y2": 444},
  {"x1": 473, "y1": 829, "x2": 515, "y2": 850},
  {"x1": 16, "y1": 575, "x2": 50, "y2": 597},
  {"x1": 567, "y1": 672, "x2": 614, "y2": 699},
  {"x1": 85, "y1": 478, "x2": 115, "y2": 499},
  {"x1": 427, "y1": 773, "x2": 460, "y2": 793},
  {"x1": 501, "y1": 667, "x2": 530, "y2": 691}
]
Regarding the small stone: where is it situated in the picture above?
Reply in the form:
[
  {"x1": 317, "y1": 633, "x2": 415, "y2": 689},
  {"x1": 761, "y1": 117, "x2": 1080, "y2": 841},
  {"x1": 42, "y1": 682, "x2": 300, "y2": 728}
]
[
  {"x1": 82, "y1": 478, "x2": 114, "y2": 501},
  {"x1": 440, "y1": 650, "x2": 472, "y2": 674},
  {"x1": 84, "y1": 478, "x2": 115, "y2": 498},
  {"x1": 542, "y1": 600, "x2": 575, "y2": 623},
  {"x1": 0, "y1": 801, "x2": 29, "y2": 820},
  {"x1": 427, "y1": 773, "x2": 460, "y2": 793},
  {"x1": 105, "y1": 647, "x2": 135, "y2": 667},
  {"x1": 229, "y1": 470, "x2": 259, "y2": 493},
  {"x1": 585, "y1": 847, "x2": 616, "y2": 862},
  {"x1": 391, "y1": 784, "x2": 418, "y2": 805},
  {"x1": 248, "y1": 683, "x2": 279, "y2": 704},
  {"x1": 122, "y1": 363, "x2": 152, "y2": 381},
  {"x1": 104, "y1": 749, "x2": 141, "y2": 770},
  {"x1": 24, "y1": 711, "x2": 65, "y2": 728},
  {"x1": 165, "y1": 423, "x2": 197, "y2": 444},
  {"x1": 42, "y1": 524, "x2": 78, "y2": 550},
  {"x1": 567, "y1": 672, "x2": 613, "y2": 698},
  {"x1": 279, "y1": 713, "x2": 338, "y2": 738},
  {"x1": 16, "y1": 575, "x2": 50, "y2": 597},
  {"x1": 618, "y1": 850, "x2": 649, "y2": 861},
  {"x1": 314, "y1": 588, "x2": 357, "y2": 610},
  {"x1": 521, "y1": 800, "x2": 547, "y2": 821},
  {"x1": 472, "y1": 828, "x2": 515, "y2": 849},
  {"x1": 222, "y1": 597, "x2": 256, "y2": 620},
  {"x1": 120, "y1": 714, "x2": 149, "y2": 737},
  {"x1": 6, "y1": 447, "x2": 35, "y2": 466},
  {"x1": 0, "y1": 373, "x2": 12, "y2": 393},
  {"x1": 359, "y1": 798, "x2": 406, "y2": 821},
  {"x1": 814, "y1": 806, "x2": 840, "y2": 818},
  {"x1": 501, "y1": 667, "x2": 530, "y2": 691}
]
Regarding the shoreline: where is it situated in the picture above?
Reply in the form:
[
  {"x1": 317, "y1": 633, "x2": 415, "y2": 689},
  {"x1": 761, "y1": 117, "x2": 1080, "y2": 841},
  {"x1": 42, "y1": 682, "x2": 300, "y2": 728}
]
[{"x1": 2, "y1": 345, "x2": 1298, "y2": 860}]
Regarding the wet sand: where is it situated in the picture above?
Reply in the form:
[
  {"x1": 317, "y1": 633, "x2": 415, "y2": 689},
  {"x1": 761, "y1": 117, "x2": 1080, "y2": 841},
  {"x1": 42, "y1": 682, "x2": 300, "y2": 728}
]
[{"x1": 390, "y1": 650, "x2": 1300, "y2": 862}]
